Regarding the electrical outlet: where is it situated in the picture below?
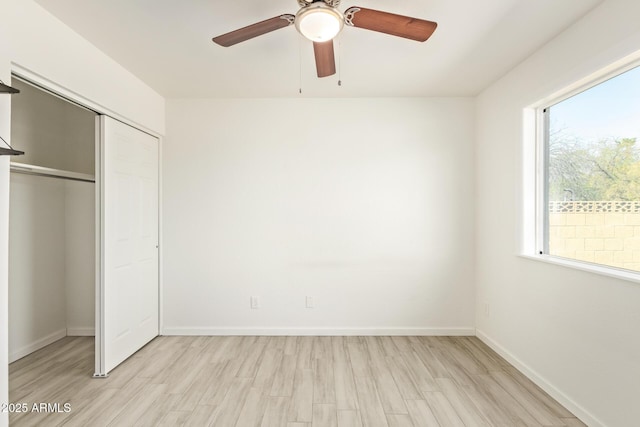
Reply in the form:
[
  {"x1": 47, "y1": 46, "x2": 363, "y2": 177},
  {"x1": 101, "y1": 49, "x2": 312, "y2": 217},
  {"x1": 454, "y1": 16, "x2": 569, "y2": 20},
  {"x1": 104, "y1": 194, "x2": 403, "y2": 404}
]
[
  {"x1": 251, "y1": 296, "x2": 260, "y2": 309},
  {"x1": 305, "y1": 296, "x2": 314, "y2": 308},
  {"x1": 484, "y1": 302, "x2": 490, "y2": 317}
]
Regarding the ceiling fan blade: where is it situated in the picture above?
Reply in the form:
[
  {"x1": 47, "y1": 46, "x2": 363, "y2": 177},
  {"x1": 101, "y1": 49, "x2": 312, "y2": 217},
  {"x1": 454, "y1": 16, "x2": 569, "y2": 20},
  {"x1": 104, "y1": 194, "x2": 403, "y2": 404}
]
[
  {"x1": 212, "y1": 14, "x2": 295, "y2": 47},
  {"x1": 313, "y1": 41, "x2": 336, "y2": 78},
  {"x1": 345, "y1": 7, "x2": 437, "y2": 42}
]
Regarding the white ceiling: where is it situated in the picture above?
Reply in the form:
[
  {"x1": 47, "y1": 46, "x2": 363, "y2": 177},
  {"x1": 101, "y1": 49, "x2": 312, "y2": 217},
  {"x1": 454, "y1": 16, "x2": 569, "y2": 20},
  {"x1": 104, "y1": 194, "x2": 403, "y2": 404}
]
[{"x1": 34, "y1": 0, "x2": 603, "y2": 98}]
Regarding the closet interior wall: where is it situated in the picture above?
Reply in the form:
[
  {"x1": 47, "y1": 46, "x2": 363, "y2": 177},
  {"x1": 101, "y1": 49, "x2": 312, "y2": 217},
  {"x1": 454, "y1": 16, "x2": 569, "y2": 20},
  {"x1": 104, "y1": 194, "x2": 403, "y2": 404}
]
[{"x1": 8, "y1": 78, "x2": 96, "y2": 363}]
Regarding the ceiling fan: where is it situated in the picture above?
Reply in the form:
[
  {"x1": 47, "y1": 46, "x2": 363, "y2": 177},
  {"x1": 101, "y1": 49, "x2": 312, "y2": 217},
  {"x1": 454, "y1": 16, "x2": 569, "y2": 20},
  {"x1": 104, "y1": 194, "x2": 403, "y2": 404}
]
[{"x1": 212, "y1": 0, "x2": 437, "y2": 78}]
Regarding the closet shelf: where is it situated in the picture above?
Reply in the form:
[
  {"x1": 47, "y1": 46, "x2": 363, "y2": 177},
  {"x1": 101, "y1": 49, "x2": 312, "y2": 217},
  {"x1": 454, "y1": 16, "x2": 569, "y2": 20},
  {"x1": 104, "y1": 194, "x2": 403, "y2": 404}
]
[
  {"x1": 10, "y1": 162, "x2": 95, "y2": 183},
  {"x1": 0, "y1": 147, "x2": 25, "y2": 156},
  {"x1": 0, "y1": 81, "x2": 19, "y2": 94}
]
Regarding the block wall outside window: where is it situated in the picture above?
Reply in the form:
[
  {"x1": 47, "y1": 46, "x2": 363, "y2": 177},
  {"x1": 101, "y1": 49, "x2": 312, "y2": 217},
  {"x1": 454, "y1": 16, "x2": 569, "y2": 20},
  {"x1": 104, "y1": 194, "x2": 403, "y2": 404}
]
[{"x1": 549, "y1": 202, "x2": 640, "y2": 271}]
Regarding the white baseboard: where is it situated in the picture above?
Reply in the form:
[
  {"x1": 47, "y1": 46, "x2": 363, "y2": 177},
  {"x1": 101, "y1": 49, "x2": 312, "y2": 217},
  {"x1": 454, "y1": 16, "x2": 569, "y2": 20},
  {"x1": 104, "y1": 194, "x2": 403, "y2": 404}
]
[
  {"x1": 476, "y1": 329, "x2": 604, "y2": 427},
  {"x1": 66, "y1": 327, "x2": 95, "y2": 336},
  {"x1": 9, "y1": 328, "x2": 67, "y2": 363},
  {"x1": 161, "y1": 327, "x2": 476, "y2": 336}
]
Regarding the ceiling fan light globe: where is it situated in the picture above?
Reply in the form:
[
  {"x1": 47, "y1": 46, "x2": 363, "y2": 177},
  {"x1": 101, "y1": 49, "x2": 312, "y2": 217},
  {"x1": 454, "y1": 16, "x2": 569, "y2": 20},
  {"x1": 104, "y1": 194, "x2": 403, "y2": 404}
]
[{"x1": 295, "y1": 4, "x2": 344, "y2": 42}]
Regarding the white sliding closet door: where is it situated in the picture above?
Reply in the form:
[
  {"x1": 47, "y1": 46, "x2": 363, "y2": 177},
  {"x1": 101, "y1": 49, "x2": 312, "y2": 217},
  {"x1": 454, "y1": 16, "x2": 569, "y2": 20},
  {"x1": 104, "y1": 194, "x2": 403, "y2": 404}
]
[{"x1": 96, "y1": 116, "x2": 159, "y2": 375}]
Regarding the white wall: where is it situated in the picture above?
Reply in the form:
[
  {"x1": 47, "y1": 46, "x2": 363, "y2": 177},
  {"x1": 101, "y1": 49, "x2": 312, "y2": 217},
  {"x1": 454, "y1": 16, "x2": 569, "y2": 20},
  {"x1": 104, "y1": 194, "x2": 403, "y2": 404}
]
[
  {"x1": 164, "y1": 98, "x2": 476, "y2": 334},
  {"x1": 8, "y1": 175, "x2": 95, "y2": 361},
  {"x1": 0, "y1": 93, "x2": 10, "y2": 427},
  {"x1": 0, "y1": 1, "x2": 165, "y2": 425},
  {"x1": 8, "y1": 174, "x2": 67, "y2": 362},
  {"x1": 0, "y1": 19, "x2": 12, "y2": 427},
  {"x1": 64, "y1": 181, "x2": 95, "y2": 336},
  {"x1": 475, "y1": 1, "x2": 640, "y2": 426},
  {"x1": 11, "y1": 78, "x2": 96, "y2": 174},
  {"x1": 5, "y1": 1, "x2": 165, "y2": 135}
]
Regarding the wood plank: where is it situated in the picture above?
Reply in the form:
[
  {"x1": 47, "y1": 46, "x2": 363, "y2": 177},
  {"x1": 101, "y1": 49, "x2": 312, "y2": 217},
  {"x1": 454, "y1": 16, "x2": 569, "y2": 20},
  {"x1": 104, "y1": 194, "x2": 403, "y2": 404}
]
[
  {"x1": 337, "y1": 410, "x2": 363, "y2": 427},
  {"x1": 458, "y1": 337, "x2": 504, "y2": 371},
  {"x1": 271, "y1": 354, "x2": 297, "y2": 397},
  {"x1": 390, "y1": 337, "x2": 412, "y2": 353},
  {"x1": 313, "y1": 337, "x2": 333, "y2": 360},
  {"x1": 208, "y1": 336, "x2": 245, "y2": 364},
  {"x1": 173, "y1": 361, "x2": 227, "y2": 411},
  {"x1": 504, "y1": 366, "x2": 575, "y2": 418},
  {"x1": 387, "y1": 356, "x2": 422, "y2": 400},
  {"x1": 297, "y1": 337, "x2": 314, "y2": 370},
  {"x1": 226, "y1": 336, "x2": 259, "y2": 376},
  {"x1": 442, "y1": 337, "x2": 487, "y2": 375},
  {"x1": 65, "y1": 377, "x2": 148, "y2": 427},
  {"x1": 332, "y1": 336, "x2": 349, "y2": 363},
  {"x1": 133, "y1": 393, "x2": 182, "y2": 427},
  {"x1": 210, "y1": 377, "x2": 254, "y2": 427},
  {"x1": 364, "y1": 337, "x2": 385, "y2": 359},
  {"x1": 411, "y1": 340, "x2": 450, "y2": 379},
  {"x1": 137, "y1": 340, "x2": 189, "y2": 380},
  {"x1": 385, "y1": 414, "x2": 414, "y2": 427},
  {"x1": 400, "y1": 351, "x2": 439, "y2": 392},
  {"x1": 164, "y1": 348, "x2": 210, "y2": 395},
  {"x1": 235, "y1": 387, "x2": 270, "y2": 427},
  {"x1": 253, "y1": 349, "x2": 284, "y2": 390},
  {"x1": 157, "y1": 410, "x2": 191, "y2": 426},
  {"x1": 405, "y1": 399, "x2": 440, "y2": 426},
  {"x1": 183, "y1": 405, "x2": 218, "y2": 427},
  {"x1": 464, "y1": 337, "x2": 512, "y2": 369},
  {"x1": 561, "y1": 417, "x2": 588, "y2": 426},
  {"x1": 267, "y1": 336, "x2": 287, "y2": 351},
  {"x1": 369, "y1": 356, "x2": 408, "y2": 414},
  {"x1": 435, "y1": 378, "x2": 490, "y2": 427},
  {"x1": 347, "y1": 343, "x2": 372, "y2": 378},
  {"x1": 379, "y1": 337, "x2": 400, "y2": 357},
  {"x1": 107, "y1": 383, "x2": 168, "y2": 426},
  {"x1": 334, "y1": 360, "x2": 359, "y2": 410},
  {"x1": 288, "y1": 369, "x2": 314, "y2": 423},
  {"x1": 285, "y1": 336, "x2": 299, "y2": 355},
  {"x1": 261, "y1": 396, "x2": 290, "y2": 427},
  {"x1": 56, "y1": 388, "x2": 121, "y2": 427},
  {"x1": 314, "y1": 358, "x2": 336, "y2": 404},
  {"x1": 353, "y1": 375, "x2": 389, "y2": 427},
  {"x1": 460, "y1": 381, "x2": 514, "y2": 426},
  {"x1": 471, "y1": 374, "x2": 543, "y2": 427},
  {"x1": 423, "y1": 391, "x2": 465, "y2": 427},
  {"x1": 237, "y1": 339, "x2": 268, "y2": 378},
  {"x1": 198, "y1": 362, "x2": 237, "y2": 406},
  {"x1": 313, "y1": 403, "x2": 338, "y2": 427},
  {"x1": 490, "y1": 370, "x2": 566, "y2": 426}
]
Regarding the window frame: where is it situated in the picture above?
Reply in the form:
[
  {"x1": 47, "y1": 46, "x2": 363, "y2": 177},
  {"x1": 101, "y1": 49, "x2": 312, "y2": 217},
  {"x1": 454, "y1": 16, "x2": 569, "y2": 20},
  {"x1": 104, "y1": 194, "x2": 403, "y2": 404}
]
[{"x1": 523, "y1": 52, "x2": 640, "y2": 283}]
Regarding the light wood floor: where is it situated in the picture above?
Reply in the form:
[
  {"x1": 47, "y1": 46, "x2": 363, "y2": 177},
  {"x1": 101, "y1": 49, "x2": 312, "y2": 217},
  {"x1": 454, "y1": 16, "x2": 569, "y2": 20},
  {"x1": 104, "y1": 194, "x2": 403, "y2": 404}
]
[{"x1": 9, "y1": 336, "x2": 586, "y2": 427}]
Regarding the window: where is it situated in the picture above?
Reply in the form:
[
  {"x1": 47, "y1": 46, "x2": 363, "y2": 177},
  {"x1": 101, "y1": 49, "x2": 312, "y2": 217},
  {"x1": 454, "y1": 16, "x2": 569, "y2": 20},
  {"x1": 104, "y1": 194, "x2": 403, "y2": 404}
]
[{"x1": 539, "y1": 64, "x2": 640, "y2": 272}]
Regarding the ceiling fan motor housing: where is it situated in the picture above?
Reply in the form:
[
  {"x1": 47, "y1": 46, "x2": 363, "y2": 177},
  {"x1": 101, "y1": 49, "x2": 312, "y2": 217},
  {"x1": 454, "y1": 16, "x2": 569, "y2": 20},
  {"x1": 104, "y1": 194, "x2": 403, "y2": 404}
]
[{"x1": 297, "y1": 0, "x2": 342, "y2": 8}]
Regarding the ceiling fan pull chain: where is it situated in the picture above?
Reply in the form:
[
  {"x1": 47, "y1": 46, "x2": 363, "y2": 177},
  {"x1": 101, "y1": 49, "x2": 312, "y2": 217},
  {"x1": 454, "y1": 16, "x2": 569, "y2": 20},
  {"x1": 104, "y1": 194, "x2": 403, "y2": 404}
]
[
  {"x1": 344, "y1": 7, "x2": 361, "y2": 27},
  {"x1": 298, "y1": 35, "x2": 303, "y2": 94},
  {"x1": 338, "y1": 36, "x2": 342, "y2": 87}
]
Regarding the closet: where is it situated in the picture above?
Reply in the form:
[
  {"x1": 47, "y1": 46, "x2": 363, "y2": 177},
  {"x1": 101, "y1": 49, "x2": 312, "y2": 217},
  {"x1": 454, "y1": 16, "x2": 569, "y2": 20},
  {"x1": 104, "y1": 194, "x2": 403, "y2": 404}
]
[{"x1": 8, "y1": 78, "x2": 97, "y2": 363}]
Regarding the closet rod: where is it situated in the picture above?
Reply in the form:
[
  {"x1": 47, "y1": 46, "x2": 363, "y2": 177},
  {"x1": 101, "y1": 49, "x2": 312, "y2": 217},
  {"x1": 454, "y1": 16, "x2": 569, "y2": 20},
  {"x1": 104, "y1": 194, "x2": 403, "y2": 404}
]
[{"x1": 10, "y1": 162, "x2": 95, "y2": 183}]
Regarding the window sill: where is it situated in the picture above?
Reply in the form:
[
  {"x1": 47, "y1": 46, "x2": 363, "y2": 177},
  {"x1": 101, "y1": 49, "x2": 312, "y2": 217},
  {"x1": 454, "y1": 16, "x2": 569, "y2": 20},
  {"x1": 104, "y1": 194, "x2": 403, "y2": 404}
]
[{"x1": 518, "y1": 254, "x2": 640, "y2": 285}]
